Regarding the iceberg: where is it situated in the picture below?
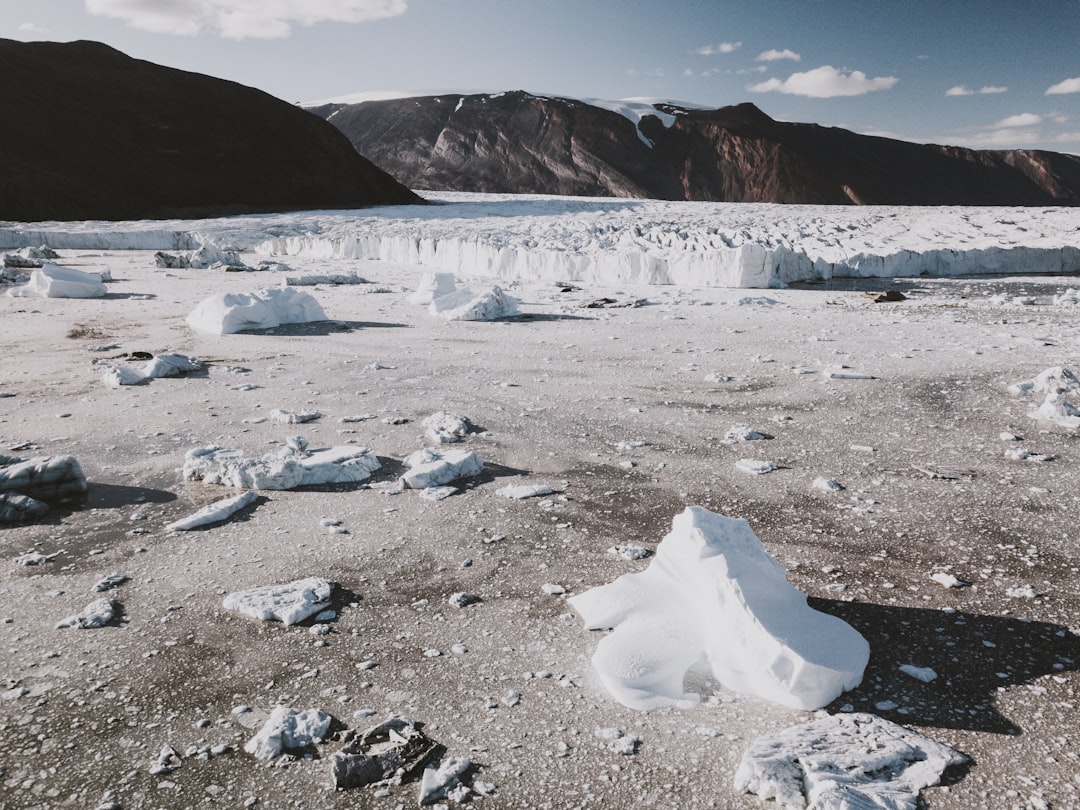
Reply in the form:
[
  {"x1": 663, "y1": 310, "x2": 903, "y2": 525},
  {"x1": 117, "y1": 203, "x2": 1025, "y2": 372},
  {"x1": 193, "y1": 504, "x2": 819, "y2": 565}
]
[
  {"x1": 569, "y1": 506, "x2": 869, "y2": 711},
  {"x1": 186, "y1": 287, "x2": 326, "y2": 335}
]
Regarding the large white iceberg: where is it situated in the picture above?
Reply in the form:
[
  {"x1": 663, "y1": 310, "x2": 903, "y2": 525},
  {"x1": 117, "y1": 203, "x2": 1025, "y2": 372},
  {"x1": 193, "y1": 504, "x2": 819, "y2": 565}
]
[
  {"x1": 186, "y1": 287, "x2": 326, "y2": 334},
  {"x1": 7, "y1": 263, "x2": 106, "y2": 299},
  {"x1": 569, "y1": 506, "x2": 869, "y2": 711},
  {"x1": 734, "y1": 713, "x2": 968, "y2": 810}
]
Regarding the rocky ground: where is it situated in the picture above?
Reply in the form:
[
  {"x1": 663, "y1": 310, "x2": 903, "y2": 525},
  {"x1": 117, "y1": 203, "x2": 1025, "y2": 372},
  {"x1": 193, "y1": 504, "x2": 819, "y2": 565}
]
[{"x1": 1, "y1": 251, "x2": 1078, "y2": 809}]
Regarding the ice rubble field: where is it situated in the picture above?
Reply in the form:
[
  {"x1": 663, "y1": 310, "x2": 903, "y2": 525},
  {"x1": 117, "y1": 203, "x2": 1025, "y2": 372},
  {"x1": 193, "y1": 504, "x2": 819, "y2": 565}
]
[
  {"x1": 2, "y1": 191, "x2": 1079, "y2": 287},
  {"x1": 1, "y1": 195, "x2": 1080, "y2": 809}
]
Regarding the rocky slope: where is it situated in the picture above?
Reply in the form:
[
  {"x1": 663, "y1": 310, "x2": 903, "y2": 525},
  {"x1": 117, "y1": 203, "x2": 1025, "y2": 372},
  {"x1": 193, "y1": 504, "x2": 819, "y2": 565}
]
[
  {"x1": 310, "y1": 91, "x2": 1080, "y2": 205},
  {"x1": 0, "y1": 39, "x2": 421, "y2": 222}
]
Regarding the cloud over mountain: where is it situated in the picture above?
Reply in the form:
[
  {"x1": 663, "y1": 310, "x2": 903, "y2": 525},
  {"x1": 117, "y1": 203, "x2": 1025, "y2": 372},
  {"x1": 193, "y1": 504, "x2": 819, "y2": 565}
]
[
  {"x1": 84, "y1": 0, "x2": 407, "y2": 39},
  {"x1": 748, "y1": 65, "x2": 897, "y2": 98}
]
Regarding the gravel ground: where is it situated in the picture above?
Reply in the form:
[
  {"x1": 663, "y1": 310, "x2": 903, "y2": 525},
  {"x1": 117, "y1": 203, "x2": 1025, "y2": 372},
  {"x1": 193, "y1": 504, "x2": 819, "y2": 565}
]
[{"x1": 1, "y1": 252, "x2": 1078, "y2": 809}]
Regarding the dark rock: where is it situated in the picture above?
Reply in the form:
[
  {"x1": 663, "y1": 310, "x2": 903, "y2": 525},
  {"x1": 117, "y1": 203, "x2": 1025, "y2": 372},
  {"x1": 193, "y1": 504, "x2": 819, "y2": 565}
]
[
  {"x1": 0, "y1": 38, "x2": 422, "y2": 221},
  {"x1": 313, "y1": 91, "x2": 1080, "y2": 205},
  {"x1": 330, "y1": 717, "x2": 444, "y2": 790}
]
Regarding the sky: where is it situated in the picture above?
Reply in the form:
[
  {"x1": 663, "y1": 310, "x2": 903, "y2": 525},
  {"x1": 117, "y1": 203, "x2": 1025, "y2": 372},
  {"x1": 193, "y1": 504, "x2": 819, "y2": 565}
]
[{"x1": 3, "y1": 0, "x2": 1080, "y2": 152}]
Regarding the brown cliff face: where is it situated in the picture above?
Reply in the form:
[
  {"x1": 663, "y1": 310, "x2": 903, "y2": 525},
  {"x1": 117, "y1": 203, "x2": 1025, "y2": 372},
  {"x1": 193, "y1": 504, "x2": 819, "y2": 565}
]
[
  {"x1": 0, "y1": 39, "x2": 421, "y2": 222},
  {"x1": 312, "y1": 92, "x2": 1080, "y2": 205}
]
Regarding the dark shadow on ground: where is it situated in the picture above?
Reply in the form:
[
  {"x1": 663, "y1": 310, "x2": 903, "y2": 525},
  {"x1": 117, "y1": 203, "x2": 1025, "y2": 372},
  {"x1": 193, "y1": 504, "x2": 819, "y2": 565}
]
[
  {"x1": 85, "y1": 482, "x2": 177, "y2": 509},
  {"x1": 474, "y1": 461, "x2": 531, "y2": 485},
  {"x1": 508, "y1": 313, "x2": 594, "y2": 322},
  {"x1": 239, "y1": 320, "x2": 409, "y2": 336},
  {"x1": 812, "y1": 598, "x2": 1080, "y2": 735},
  {"x1": 103, "y1": 292, "x2": 157, "y2": 300}
]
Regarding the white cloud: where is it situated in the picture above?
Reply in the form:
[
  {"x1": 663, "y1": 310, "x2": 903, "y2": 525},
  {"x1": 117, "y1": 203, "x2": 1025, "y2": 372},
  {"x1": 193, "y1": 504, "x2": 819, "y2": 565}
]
[
  {"x1": 84, "y1": 0, "x2": 407, "y2": 39},
  {"x1": 683, "y1": 67, "x2": 723, "y2": 79},
  {"x1": 1046, "y1": 76, "x2": 1080, "y2": 95},
  {"x1": 947, "y1": 84, "x2": 1007, "y2": 96},
  {"x1": 693, "y1": 42, "x2": 742, "y2": 56},
  {"x1": 993, "y1": 112, "x2": 1043, "y2": 128},
  {"x1": 747, "y1": 65, "x2": 897, "y2": 98},
  {"x1": 756, "y1": 48, "x2": 800, "y2": 62},
  {"x1": 737, "y1": 66, "x2": 768, "y2": 75},
  {"x1": 952, "y1": 128, "x2": 1041, "y2": 148}
]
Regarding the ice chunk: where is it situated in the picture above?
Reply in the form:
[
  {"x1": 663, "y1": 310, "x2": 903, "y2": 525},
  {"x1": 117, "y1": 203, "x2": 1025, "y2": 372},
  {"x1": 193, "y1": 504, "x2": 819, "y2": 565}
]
[
  {"x1": 734, "y1": 713, "x2": 967, "y2": 810},
  {"x1": 183, "y1": 443, "x2": 379, "y2": 490},
  {"x1": 223, "y1": 577, "x2": 334, "y2": 625},
  {"x1": 722, "y1": 424, "x2": 769, "y2": 443},
  {"x1": 1027, "y1": 393, "x2": 1080, "y2": 428},
  {"x1": 401, "y1": 447, "x2": 484, "y2": 489},
  {"x1": 186, "y1": 287, "x2": 326, "y2": 334},
  {"x1": 270, "y1": 408, "x2": 321, "y2": 424},
  {"x1": 101, "y1": 352, "x2": 201, "y2": 388},
  {"x1": 1008, "y1": 366, "x2": 1080, "y2": 396},
  {"x1": 0, "y1": 492, "x2": 51, "y2": 523},
  {"x1": 418, "y1": 756, "x2": 471, "y2": 805},
  {"x1": 244, "y1": 706, "x2": 332, "y2": 760},
  {"x1": 56, "y1": 598, "x2": 116, "y2": 629},
  {"x1": 167, "y1": 491, "x2": 259, "y2": 531},
  {"x1": 496, "y1": 483, "x2": 555, "y2": 500},
  {"x1": 7, "y1": 263, "x2": 106, "y2": 299},
  {"x1": 423, "y1": 411, "x2": 471, "y2": 443},
  {"x1": 0, "y1": 454, "x2": 87, "y2": 502},
  {"x1": 429, "y1": 285, "x2": 519, "y2": 321},
  {"x1": 410, "y1": 272, "x2": 458, "y2": 304},
  {"x1": 736, "y1": 459, "x2": 779, "y2": 475},
  {"x1": 569, "y1": 506, "x2": 869, "y2": 711},
  {"x1": 811, "y1": 477, "x2": 844, "y2": 492}
]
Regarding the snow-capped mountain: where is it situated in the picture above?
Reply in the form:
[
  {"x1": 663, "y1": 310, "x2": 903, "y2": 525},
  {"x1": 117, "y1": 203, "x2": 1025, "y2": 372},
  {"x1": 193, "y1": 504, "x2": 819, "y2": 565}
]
[
  {"x1": 0, "y1": 39, "x2": 421, "y2": 222},
  {"x1": 309, "y1": 90, "x2": 1080, "y2": 205}
]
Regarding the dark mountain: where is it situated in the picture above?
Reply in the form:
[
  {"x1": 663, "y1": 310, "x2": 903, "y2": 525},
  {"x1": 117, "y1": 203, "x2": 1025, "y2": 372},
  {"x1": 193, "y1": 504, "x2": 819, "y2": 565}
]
[
  {"x1": 0, "y1": 39, "x2": 421, "y2": 222},
  {"x1": 311, "y1": 91, "x2": 1080, "y2": 205}
]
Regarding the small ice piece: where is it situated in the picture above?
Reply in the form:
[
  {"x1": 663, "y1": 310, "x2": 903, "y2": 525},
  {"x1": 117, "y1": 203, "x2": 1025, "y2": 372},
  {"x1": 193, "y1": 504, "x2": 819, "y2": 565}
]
[
  {"x1": 608, "y1": 544, "x2": 651, "y2": 561},
  {"x1": 448, "y1": 592, "x2": 481, "y2": 608},
  {"x1": 429, "y1": 285, "x2": 519, "y2": 321},
  {"x1": 186, "y1": 287, "x2": 326, "y2": 335},
  {"x1": 420, "y1": 485, "x2": 458, "y2": 501},
  {"x1": 1006, "y1": 584, "x2": 1037, "y2": 599},
  {"x1": 616, "y1": 440, "x2": 647, "y2": 451},
  {"x1": 100, "y1": 364, "x2": 145, "y2": 388},
  {"x1": 822, "y1": 365, "x2": 876, "y2": 380},
  {"x1": 142, "y1": 353, "x2": 202, "y2": 380},
  {"x1": 704, "y1": 373, "x2": 733, "y2": 383},
  {"x1": 223, "y1": 577, "x2": 334, "y2": 625},
  {"x1": 167, "y1": 491, "x2": 259, "y2": 531},
  {"x1": 569, "y1": 507, "x2": 869, "y2": 711},
  {"x1": 423, "y1": 411, "x2": 471, "y2": 443},
  {"x1": 1007, "y1": 366, "x2": 1080, "y2": 397},
  {"x1": 999, "y1": 431, "x2": 1022, "y2": 442},
  {"x1": 734, "y1": 713, "x2": 967, "y2": 810},
  {"x1": 736, "y1": 459, "x2": 779, "y2": 475},
  {"x1": 899, "y1": 664, "x2": 937, "y2": 683},
  {"x1": 93, "y1": 574, "x2": 128, "y2": 592},
  {"x1": 1026, "y1": 393, "x2": 1080, "y2": 429},
  {"x1": 1005, "y1": 447, "x2": 1054, "y2": 462},
  {"x1": 418, "y1": 756, "x2": 471, "y2": 805},
  {"x1": 270, "y1": 408, "x2": 321, "y2": 424},
  {"x1": 595, "y1": 727, "x2": 639, "y2": 755},
  {"x1": 930, "y1": 572, "x2": 967, "y2": 589},
  {"x1": 244, "y1": 706, "x2": 332, "y2": 760},
  {"x1": 14, "y1": 550, "x2": 59, "y2": 565},
  {"x1": 56, "y1": 598, "x2": 115, "y2": 629},
  {"x1": 811, "y1": 477, "x2": 844, "y2": 492},
  {"x1": 722, "y1": 424, "x2": 769, "y2": 443},
  {"x1": 496, "y1": 483, "x2": 555, "y2": 500},
  {"x1": 409, "y1": 272, "x2": 457, "y2": 305},
  {"x1": 401, "y1": 447, "x2": 484, "y2": 489},
  {"x1": 542, "y1": 583, "x2": 566, "y2": 595}
]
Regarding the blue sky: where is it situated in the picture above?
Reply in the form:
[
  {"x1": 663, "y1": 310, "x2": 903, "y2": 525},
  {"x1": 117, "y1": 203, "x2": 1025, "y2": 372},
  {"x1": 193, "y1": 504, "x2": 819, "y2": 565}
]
[{"x1": 4, "y1": 0, "x2": 1079, "y2": 151}]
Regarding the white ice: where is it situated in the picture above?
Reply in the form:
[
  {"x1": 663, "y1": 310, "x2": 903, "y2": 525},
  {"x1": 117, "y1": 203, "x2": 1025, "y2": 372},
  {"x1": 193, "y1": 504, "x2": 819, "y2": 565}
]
[
  {"x1": 7, "y1": 263, "x2": 106, "y2": 299},
  {"x1": 569, "y1": 506, "x2": 869, "y2": 711},
  {"x1": 223, "y1": 577, "x2": 334, "y2": 625},
  {"x1": 56, "y1": 598, "x2": 115, "y2": 629},
  {"x1": 429, "y1": 285, "x2": 519, "y2": 321},
  {"x1": 183, "y1": 442, "x2": 380, "y2": 490},
  {"x1": 186, "y1": 287, "x2": 326, "y2": 335},
  {"x1": 4, "y1": 194, "x2": 1080, "y2": 289},
  {"x1": 101, "y1": 353, "x2": 201, "y2": 388},
  {"x1": 423, "y1": 411, "x2": 471, "y2": 443},
  {"x1": 166, "y1": 491, "x2": 259, "y2": 531},
  {"x1": 244, "y1": 706, "x2": 332, "y2": 759},
  {"x1": 401, "y1": 447, "x2": 484, "y2": 489},
  {"x1": 409, "y1": 271, "x2": 458, "y2": 304},
  {"x1": 496, "y1": 483, "x2": 555, "y2": 499},
  {"x1": 734, "y1": 713, "x2": 967, "y2": 810}
]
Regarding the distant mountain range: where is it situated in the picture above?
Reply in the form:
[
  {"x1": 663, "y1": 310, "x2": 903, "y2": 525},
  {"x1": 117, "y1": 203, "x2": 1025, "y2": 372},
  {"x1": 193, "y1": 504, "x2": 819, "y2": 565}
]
[
  {"x1": 308, "y1": 91, "x2": 1080, "y2": 206},
  {"x1": 0, "y1": 39, "x2": 420, "y2": 222}
]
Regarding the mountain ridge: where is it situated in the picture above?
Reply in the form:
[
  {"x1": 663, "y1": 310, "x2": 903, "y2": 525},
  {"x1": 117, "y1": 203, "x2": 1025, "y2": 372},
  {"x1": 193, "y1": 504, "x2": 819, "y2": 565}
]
[
  {"x1": 0, "y1": 39, "x2": 422, "y2": 222},
  {"x1": 309, "y1": 90, "x2": 1080, "y2": 206}
]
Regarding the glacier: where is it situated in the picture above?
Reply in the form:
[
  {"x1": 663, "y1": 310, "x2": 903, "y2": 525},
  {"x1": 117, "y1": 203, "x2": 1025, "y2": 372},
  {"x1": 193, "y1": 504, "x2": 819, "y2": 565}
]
[{"x1": 2, "y1": 192, "x2": 1078, "y2": 289}]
